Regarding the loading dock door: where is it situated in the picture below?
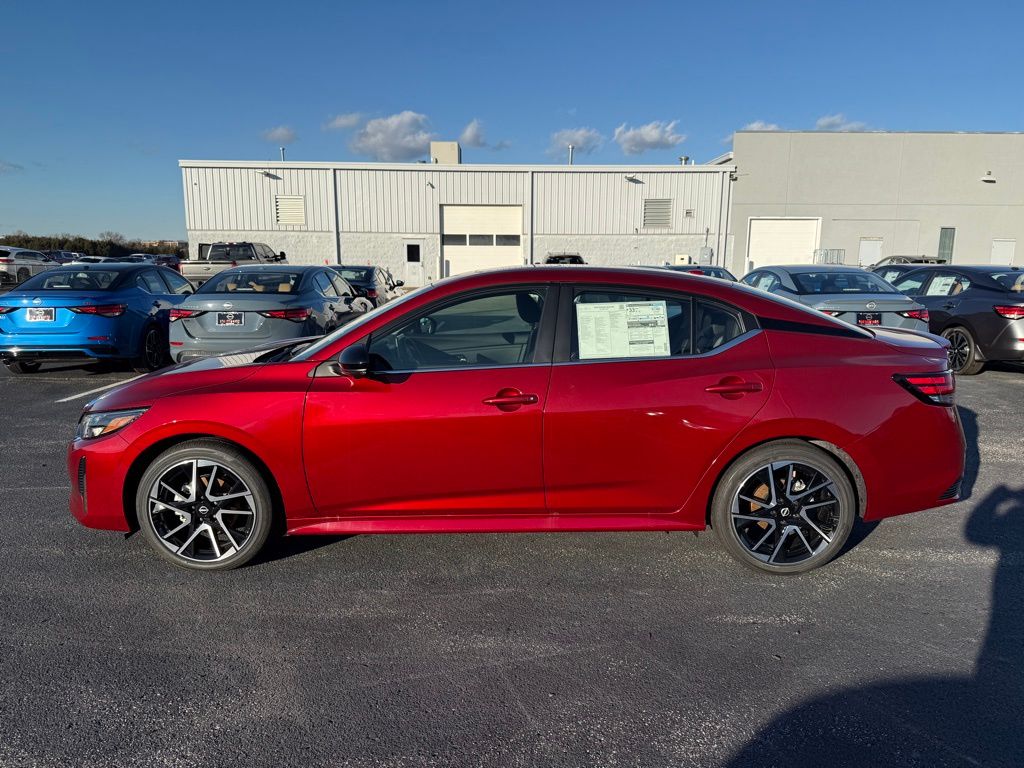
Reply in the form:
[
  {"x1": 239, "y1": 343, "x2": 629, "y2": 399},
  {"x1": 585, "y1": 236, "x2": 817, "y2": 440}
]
[
  {"x1": 747, "y1": 218, "x2": 821, "y2": 270},
  {"x1": 441, "y1": 205, "x2": 523, "y2": 277}
]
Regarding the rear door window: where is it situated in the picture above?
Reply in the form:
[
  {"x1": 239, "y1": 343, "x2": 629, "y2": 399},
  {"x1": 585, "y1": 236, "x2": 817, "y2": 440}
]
[
  {"x1": 313, "y1": 272, "x2": 339, "y2": 297},
  {"x1": 136, "y1": 270, "x2": 166, "y2": 293},
  {"x1": 160, "y1": 270, "x2": 194, "y2": 295},
  {"x1": 924, "y1": 272, "x2": 971, "y2": 296},
  {"x1": 571, "y1": 290, "x2": 692, "y2": 360}
]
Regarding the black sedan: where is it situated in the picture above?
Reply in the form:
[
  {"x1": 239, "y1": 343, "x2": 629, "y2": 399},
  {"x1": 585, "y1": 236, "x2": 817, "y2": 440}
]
[
  {"x1": 660, "y1": 264, "x2": 737, "y2": 281},
  {"x1": 893, "y1": 266, "x2": 1024, "y2": 374},
  {"x1": 331, "y1": 265, "x2": 403, "y2": 307}
]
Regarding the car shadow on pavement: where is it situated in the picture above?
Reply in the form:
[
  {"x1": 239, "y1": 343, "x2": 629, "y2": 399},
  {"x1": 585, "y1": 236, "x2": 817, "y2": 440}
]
[
  {"x1": 958, "y1": 405, "x2": 981, "y2": 501},
  {"x1": 724, "y1": 483, "x2": 1024, "y2": 768},
  {"x1": 255, "y1": 533, "x2": 353, "y2": 565}
]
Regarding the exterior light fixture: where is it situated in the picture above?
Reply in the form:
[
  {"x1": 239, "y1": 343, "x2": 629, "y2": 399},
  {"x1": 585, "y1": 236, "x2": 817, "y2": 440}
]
[{"x1": 981, "y1": 171, "x2": 996, "y2": 184}]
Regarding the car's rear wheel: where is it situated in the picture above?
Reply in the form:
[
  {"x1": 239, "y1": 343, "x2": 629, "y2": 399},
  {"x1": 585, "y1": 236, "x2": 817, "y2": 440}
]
[
  {"x1": 132, "y1": 324, "x2": 168, "y2": 373},
  {"x1": 941, "y1": 326, "x2": 984, "y2": 375},
  {"x1": 16, "y1": 268, "x2": 29, "y2": 283},
  {"x1": 711, "y1": 441, "x2": 856, "y2": 575},
  {"x1": 136, "y1": 440, "x2": 273, "y2": 571},
  {"x1": 4, "y1": 360, "x2": 42, "y2": 374}
]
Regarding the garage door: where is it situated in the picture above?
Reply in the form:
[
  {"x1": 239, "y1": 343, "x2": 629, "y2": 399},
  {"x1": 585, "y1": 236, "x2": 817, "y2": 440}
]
[
  {"x1": 442, "y1": 205, "x2": 523, "y2": 277},
  {"x1": 747, "y1": 218, "x2": 821, "y2": 270}
]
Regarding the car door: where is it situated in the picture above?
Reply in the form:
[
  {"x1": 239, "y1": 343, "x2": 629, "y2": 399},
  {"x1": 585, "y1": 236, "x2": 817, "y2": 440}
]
[
  {"x1": 900, "y1": 271, "x2": 964, "y2": 331},
  {"x1": 543, "y1": 286, "x2": 773, "y2": 518},
  {"x1": 310, "y1": 270, "x2": 341, "y2": 330},
  {"x1": 303, "y1": 285, "x2": 555, "y2": 519}
]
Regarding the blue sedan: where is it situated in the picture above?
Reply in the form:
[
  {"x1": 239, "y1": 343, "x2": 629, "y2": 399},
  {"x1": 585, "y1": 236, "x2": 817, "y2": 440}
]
[{"x1": 0, "y1": 264, "x2": 195, "y2": 374}]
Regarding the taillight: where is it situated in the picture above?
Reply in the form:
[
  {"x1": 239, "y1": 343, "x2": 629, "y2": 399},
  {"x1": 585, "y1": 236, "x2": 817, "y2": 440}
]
[
  {"x1": 0, "y1": 258, "x2": 12, "y2": 264},
  {"x1": 994, "y1": 305, "x2": 1024, "y2": 320},
  {"x1": 365, "y1": 289, "x2": 378, "y2": 299},
  {"x1": 170, "y1": 308, "x2": 204, "y2": 321},
  {"x1": 898, "y1": 308, "x2": 930, "y2": 322},
  {"x1": 230, "y1": 260, "x2": 238, "y2": 267},
  {"x1": 69, "y1": 304, "x2": 126, "y2": 318},
  {"x1": 820, "y1": 310, "x2": 842, "y2": 317},
  {"x1": 0, "y1": 306, "x2": 16, "y2": 314},
  {"x1": 259, "y1": 307, "x2": 311, "y2": 322},
  {"x1": 893, "y1": 371, "x2": 955, "y2": 406}
]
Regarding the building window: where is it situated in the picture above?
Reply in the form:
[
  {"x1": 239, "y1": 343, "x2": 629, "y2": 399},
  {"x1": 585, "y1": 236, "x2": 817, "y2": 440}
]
[
  {"x1": 468, "y1": 234, "x2": 494, "y2": 246},
  {"x1": 938, "y1": 227, "x2": 956, "y2": 262},
  {"x1": 496, "y1": 235, "x2": 521, "y2": 246},
  {"x1": 643, "y1": 199, "x2": 673, "y2": 228},
  {"x1": 274, "y1": 195, "x2": 306, "y2": 225},
  {"x1": 442, "y1": 234, "x2": 467, "y2": 246},
  {"x1": 406, "y1": 243, "x2": 421, "y2": 263}
]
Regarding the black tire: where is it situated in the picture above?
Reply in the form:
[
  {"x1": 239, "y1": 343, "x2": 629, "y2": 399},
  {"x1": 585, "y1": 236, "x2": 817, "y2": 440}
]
[
  {"x1": 4, "y1": 360, "x2": 42, "y2": 374},
  {"x1": 136, "y1": 440, "x2": 274, "y2": 571},
  {"x1": 711, "y1": 440, "x2": 856, "y2": 575},
  {"x1": 132, "y1": 324, "x2": 168, "y2": 373},
  {"x1": 941, "y1": 326, "x2": 984, "y2": 375},
  {"x1": 16, "y1": 268, "x2": 29, "y2": 283}
]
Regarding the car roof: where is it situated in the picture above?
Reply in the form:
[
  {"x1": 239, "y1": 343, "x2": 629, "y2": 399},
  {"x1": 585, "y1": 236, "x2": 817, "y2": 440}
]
[
  {"x1": 761, "y1": 265, "x2": 867, "y2": 274},
  {"x1": 48, "y1": 262, "x2": 148, "y2": 272}
]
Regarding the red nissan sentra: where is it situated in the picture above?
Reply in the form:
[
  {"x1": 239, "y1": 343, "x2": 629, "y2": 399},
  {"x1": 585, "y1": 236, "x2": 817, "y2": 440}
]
[{"x1": 67, "y1": 267, "x2": 965, "y2": 574}]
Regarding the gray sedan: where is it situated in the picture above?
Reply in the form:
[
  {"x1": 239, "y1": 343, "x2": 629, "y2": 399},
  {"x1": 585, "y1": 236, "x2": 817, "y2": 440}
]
[
  {"x1": 169, "y1": 266, "x2": 370, "y2": 362},
  {"x1": 740, "y1": 265, "x2": 929, "y2": 331}
]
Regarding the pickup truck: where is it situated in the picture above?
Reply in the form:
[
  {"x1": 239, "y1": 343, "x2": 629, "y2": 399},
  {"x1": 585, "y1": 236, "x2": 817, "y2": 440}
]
[{"x1": 181, "y1": 242, "x2": 287, "y2": 285}]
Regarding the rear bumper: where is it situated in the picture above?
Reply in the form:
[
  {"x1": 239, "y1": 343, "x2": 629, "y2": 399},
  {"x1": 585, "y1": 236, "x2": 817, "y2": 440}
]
[
  {"x1": 170, "y1": 325, "x2": 308, "y2": 363},
  {"x1": 1, "y1": 345, "x2": 123, "y2": 361},
  {"x1": 978, "y1": 320, "x2": 1024, "y2": 363},
  {"x1": 847, "y1": 401, "x2": 966, "y2": 521}
]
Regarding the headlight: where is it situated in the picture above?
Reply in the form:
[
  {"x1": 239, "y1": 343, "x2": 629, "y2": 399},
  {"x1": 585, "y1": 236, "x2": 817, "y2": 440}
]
[{"x1": 76, "y1": 408, "x2": 148, "y2": 440}]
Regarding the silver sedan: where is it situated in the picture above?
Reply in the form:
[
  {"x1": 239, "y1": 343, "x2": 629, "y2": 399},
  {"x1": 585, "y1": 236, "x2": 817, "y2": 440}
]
[
  {"x1": 168, "y1": 266, "x2": 371, "y2": 363},
  {"x1": 740, "y1": 265, "x2": 930, "y2": 331}
]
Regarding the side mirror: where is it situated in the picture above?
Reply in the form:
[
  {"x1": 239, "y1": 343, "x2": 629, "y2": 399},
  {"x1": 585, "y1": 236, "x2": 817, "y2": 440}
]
[
  {"x1": 277, "y1": 251, "x2": 287, "y2": 261},
  {"x1": 395, "y1": 280, "x2": 405, "y2": 287},
  {"x1": 337, "y1": 343, "x2": 369, "y2": 378}
]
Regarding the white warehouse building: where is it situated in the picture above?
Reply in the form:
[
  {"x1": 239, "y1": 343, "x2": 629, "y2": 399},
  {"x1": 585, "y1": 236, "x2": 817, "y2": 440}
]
[{"x1": 179, "y1": 145, "x2": 735, "y2": 287}]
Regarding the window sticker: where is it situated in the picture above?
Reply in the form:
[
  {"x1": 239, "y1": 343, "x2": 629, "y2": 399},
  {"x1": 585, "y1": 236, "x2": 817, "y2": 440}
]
[
  {"x1": 576, "y1": 301, "x2": 670, "y2": 360},
  {"x1": 927, "y1": 275, "x2": 957, "y2": 296}
]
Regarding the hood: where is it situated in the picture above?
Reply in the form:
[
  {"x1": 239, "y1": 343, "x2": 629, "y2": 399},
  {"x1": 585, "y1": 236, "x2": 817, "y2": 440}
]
[{"x1": 84, "y1": 336, "x2": 319, "y2": 413}]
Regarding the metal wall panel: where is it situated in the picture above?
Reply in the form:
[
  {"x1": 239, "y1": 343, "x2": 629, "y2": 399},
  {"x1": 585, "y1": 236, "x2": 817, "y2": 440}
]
[
  {"x1": 533, "y1": 170, "x2": 727, "y2": 235},
  {"x1": 181, "y1": 167, "x2": 332, "y2": 232},
  {"x1": 338, "y1": 169, "x2": 529, "y2": 233}
]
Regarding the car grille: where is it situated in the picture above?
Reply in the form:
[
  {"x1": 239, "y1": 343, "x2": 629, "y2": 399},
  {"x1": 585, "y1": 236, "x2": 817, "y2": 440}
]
[{"x1": 939, "y1": 478, "x2": 962, "y2": 500}]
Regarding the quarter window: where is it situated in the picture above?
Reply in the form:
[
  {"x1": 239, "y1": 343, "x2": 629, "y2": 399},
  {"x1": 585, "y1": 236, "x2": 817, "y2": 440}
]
[
  {"x1": 136, "y1": 271, "x2": 166, "y2": 293},
  {"x1": 368, "y1": 289, "x2": 547, "y2": 372},
  {"x1": 160, "y1": 270, "x2": 194, "y2": 295}
]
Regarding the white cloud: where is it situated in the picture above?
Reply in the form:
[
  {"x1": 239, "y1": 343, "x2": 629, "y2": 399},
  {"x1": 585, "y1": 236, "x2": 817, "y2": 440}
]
[
  {"x1": 815, "y1": 113, "x2": 867, "y2": 132},
  {"x1": 0, "y1": 160, "x2": 24, "y2": 174},
  {"x1": 613, "y1": 120, "x2": 685, "y2": 155},
  {"x1": 459, "y1": 118, "x2": 487, "y2": 148},
  {"x1": 350, "y1": 111, "x2": 435, "y2": 161},
  {"x1": 548, "y1": 127, "x2": 604, "y2": 157},
  {"x1": 492, "y1": 139, "x2": 512, "y2": 151},
  {"x1": 741, "y1": 120, "x2": 782, "y2": 132},
  {"x1": 324, "y1": 113, "x2": 362, "y2": 130},
  {"x1": 262, "y1": 126, "x2": 296, "y2": 144}
]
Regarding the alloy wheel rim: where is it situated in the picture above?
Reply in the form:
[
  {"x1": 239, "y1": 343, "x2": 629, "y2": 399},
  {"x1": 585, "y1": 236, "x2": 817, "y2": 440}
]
[
  {"x1": 730, "y1": 461, "x2": 842, "y2": 566},
  {"x1": 147, "y1": 459, "x2": 257, "y2": 563},
  {"x1": 946, "y1": 331, "x2": 969, "y2": 372}
]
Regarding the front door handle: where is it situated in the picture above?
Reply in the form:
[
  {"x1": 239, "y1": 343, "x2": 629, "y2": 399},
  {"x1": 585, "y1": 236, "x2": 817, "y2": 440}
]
[
  {"x1": 483, "y1": 387, "x2": 539, "y2": 411},
  {"x1": 705, "y1": 377, "x2": 763, "y2": 398}
]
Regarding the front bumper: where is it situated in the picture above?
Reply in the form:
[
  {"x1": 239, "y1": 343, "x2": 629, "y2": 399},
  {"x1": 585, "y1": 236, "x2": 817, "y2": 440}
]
[{"x1": 67, "y1": 434, "x2": 134, "y2": 531}]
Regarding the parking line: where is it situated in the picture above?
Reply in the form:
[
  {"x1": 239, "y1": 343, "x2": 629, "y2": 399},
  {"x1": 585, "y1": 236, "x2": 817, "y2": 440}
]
[{"x1": 55, "y1": 375, "x2": 144, "y2": 403}]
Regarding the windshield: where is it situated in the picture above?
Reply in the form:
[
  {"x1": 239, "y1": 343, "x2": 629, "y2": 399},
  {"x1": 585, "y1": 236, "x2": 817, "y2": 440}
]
[
  {"x1": 207, "y1": 244, "x2": 256, "y2": 261},
  {"x1": 990, "y1": 271, "x2": 1024, "y2": 293},
  {"x1": 20, "y1": 270, "x2": 122, "y2": 291},
  {"x1": 791, "y1": 271, "x2": 897, "y2": 295},
  {"x1": 336, "y1": 267, "x2": 374, "y2": 283},
  {"x1": 198, "y1": 271, "x2": 304, "y2": 294},
  {"x1": 291, "y1": 282, "x2": 438, "y2": 361}
]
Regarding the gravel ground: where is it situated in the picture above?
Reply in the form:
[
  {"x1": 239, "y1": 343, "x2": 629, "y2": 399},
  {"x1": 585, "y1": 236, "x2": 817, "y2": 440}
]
[{"x1": 0, "y1": 360, "x2": 1021, "y2": 767}]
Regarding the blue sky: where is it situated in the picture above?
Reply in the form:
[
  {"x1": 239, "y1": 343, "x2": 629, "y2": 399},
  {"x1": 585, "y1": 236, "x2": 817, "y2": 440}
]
[{"x1": 3, "y1": 0, "x2": 1023, "y2": 239}]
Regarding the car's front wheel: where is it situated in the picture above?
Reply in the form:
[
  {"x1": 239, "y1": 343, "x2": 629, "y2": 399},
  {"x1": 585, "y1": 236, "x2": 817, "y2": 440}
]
[
  {"x1": 136, "y1": 440, "x2": 274, "y2": 570},
  {"x1": 711, "y1": 441, "x2": 856, "y2": 575}
]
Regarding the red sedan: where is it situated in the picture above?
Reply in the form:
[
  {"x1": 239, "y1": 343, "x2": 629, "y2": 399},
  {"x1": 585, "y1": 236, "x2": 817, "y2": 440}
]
[{"x1": 68, "y1": 267, "x2": 965, "y2": 574}]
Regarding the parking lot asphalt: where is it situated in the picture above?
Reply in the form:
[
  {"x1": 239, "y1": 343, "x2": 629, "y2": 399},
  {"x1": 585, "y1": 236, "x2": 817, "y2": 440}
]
[{"x1": 1, "y1": 360, "x2": 1022, "y2": 768}]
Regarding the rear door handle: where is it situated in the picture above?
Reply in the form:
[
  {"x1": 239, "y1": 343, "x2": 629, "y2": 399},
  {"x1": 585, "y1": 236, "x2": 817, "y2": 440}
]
[
  {"x1": 483, "y1": 387, "x2": 539, "y2": 411},
  {"x1": 705, "y1": 378, "x2": 763, "y2": 397},
  {"x1": 943, "y1": 301, "x2": 959, "y2": 309}
]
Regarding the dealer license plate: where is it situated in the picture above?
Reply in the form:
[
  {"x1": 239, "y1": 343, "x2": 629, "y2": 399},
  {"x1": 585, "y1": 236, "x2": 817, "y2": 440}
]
[
  {"x1": 217, "y1": 312, "x2": 244, "y2": 327},
  {"x1": 857, "y1": 312, "x2": 882, "y2": 326},
  {"x1": 25, "y1": 307, "x2": 54, "y2": 322}
]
